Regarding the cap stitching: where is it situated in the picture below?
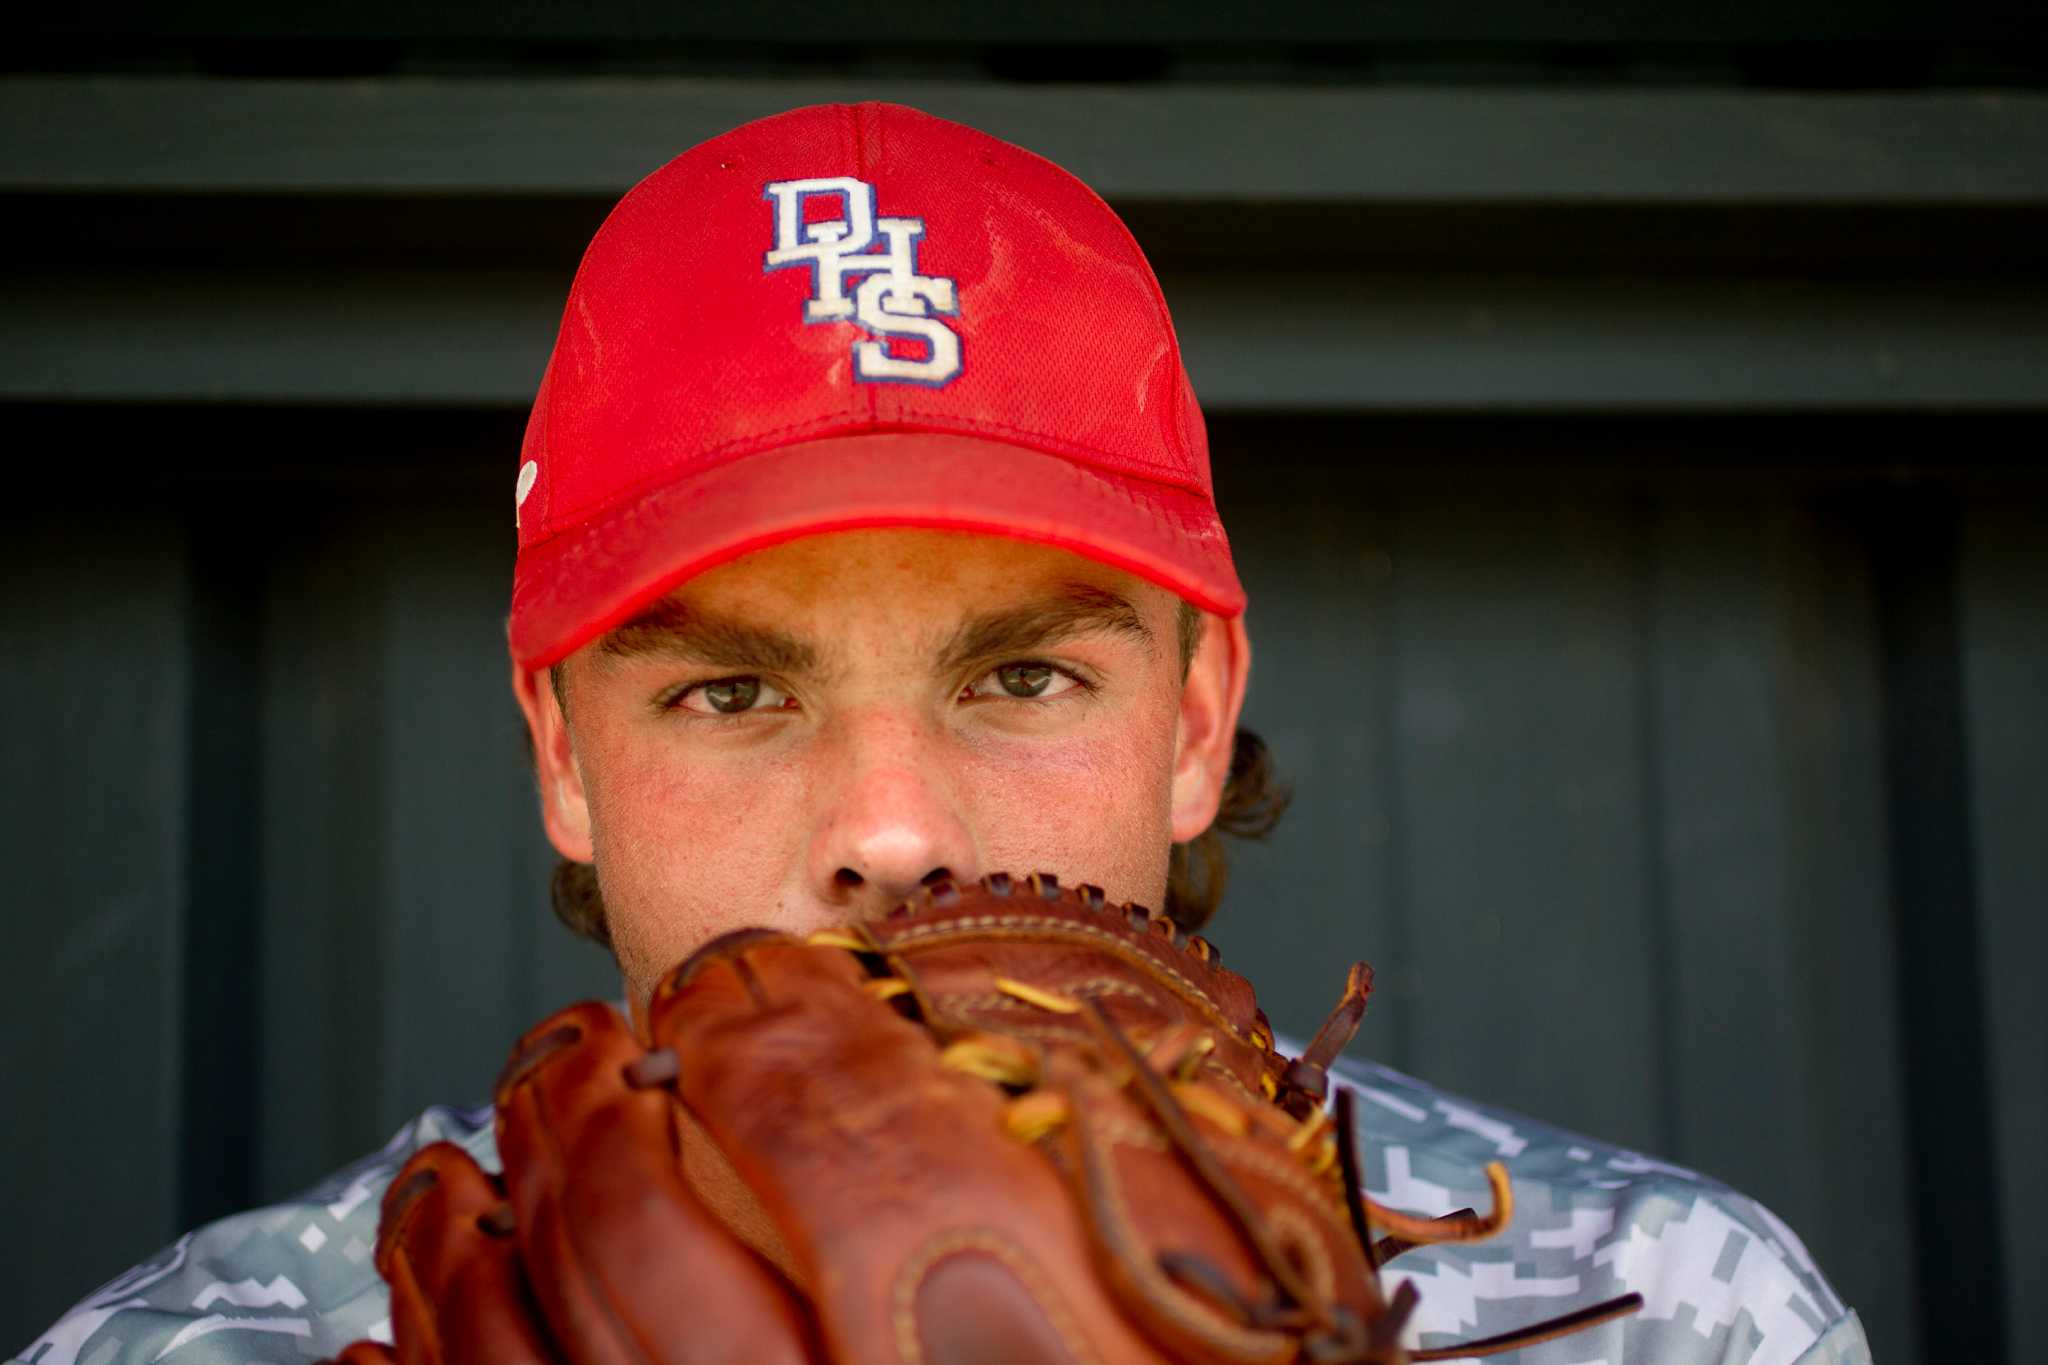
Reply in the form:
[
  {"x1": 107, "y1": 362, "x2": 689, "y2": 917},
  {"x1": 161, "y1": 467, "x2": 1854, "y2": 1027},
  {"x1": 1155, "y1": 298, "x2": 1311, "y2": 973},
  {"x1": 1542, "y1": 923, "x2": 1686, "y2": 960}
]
[
  {"x1": 866, "y1": 103, "x2": 882, "y2": 429},
  {"x1": 530, "y1": 357, "x2": 556, "y2": 532},
  {"x1": 849, "y1": 102, "x2": 877, "y2": 431}
]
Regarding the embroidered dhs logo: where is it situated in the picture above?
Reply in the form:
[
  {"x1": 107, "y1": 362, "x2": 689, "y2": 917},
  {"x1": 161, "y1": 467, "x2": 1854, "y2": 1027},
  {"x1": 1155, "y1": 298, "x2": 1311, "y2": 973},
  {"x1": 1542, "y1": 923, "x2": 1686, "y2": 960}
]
[{"x1": 763, "y1": 177, "x2": 962, "y2": 386}]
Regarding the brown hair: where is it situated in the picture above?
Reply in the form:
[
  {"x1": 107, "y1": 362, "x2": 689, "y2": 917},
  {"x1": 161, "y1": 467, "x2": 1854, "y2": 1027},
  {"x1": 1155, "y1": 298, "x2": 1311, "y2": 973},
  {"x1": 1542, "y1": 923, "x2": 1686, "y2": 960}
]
[{"x1": 540, "y1": 601, "x2": 1289, "y2": 946}]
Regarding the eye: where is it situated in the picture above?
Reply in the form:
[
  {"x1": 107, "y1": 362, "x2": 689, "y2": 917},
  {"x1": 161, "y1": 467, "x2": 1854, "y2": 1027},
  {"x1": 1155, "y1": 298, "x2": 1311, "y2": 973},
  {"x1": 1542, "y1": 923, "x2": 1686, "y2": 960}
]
[
  {"x1": 962, "y1": 662, "x2": 1083, "y2": 701},
  {"x1": 670, "y1": 676, "x2": 796, "y2": 716}
]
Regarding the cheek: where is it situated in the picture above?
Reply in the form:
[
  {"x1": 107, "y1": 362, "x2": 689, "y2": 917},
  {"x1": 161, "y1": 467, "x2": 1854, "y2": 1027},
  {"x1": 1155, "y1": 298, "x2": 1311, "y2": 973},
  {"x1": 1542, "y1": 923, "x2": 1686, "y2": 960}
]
[
  {"x1": 958, "y1": 694, "x2": 1181, "y2": 902},
  {"x1": 579, "y1": 729, "x2": 806, "y2": 991}
]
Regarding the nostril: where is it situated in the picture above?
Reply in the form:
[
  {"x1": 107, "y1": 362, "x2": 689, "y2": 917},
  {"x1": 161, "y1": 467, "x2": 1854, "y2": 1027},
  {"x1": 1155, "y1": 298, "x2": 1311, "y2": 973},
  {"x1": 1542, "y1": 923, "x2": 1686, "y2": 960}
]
[
  {"x1": 920, "y1": 867, "x2": 953, "y2": 887},
  {"x1": 834, "y1": 868, "x2": 864, "y2": 889}
]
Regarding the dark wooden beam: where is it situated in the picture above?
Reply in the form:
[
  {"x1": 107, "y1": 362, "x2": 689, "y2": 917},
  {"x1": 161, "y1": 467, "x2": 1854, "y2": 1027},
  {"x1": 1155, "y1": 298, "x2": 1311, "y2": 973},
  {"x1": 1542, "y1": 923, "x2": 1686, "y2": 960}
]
[
  {"x1": 5, "y1": 78, "x2": 2047, "y2": 205},
  {"x1": 6, "y1": 261, "x2": 2044, "y2": 411},
  {"x1": 21, "y1": 0, "x2": 2048, "y2": 45}
]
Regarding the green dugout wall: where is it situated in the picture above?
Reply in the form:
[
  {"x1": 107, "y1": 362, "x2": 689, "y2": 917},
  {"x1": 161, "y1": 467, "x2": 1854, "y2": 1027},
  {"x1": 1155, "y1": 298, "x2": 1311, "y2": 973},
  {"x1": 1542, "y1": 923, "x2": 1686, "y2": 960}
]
[{"x1": 4, "y1": 13, "x2": 2045, "y2": 1363}]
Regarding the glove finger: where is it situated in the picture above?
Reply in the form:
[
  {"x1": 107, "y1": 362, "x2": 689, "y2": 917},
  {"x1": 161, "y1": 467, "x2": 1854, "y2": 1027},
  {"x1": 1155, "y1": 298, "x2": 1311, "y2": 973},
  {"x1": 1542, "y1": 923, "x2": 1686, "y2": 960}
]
[
  {"x1": 492, "y1": 1000, "x2": 819, "y2": 1365},
  {"x1": 374, "y1": 1141, "x2": 563, "y2": 1365},
  {"x1": 320, "y1": 1344, "x2": 396, "y2": 1365},
  {"x1": 651, "y1": 930, "x2": 1168, "y2": 1365}
]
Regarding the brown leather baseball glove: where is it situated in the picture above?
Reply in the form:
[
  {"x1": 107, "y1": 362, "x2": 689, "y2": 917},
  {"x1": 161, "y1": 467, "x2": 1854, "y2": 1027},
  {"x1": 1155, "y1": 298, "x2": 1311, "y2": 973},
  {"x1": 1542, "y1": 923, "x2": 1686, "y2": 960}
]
[{"x1": 326, "y1": 872, "x2": 1636, "y2": 1365}]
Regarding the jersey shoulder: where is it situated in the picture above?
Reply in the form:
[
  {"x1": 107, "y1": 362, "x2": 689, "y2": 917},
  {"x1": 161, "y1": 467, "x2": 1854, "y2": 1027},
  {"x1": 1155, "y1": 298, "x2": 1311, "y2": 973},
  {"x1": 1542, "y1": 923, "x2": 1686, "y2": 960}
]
[
  {"x1": 14, "y1": 1105, "x2": 498, "y2": 1365},
  {"x1": 1324, "y1": 1051, "x2": 1872, "y2": 1365}
]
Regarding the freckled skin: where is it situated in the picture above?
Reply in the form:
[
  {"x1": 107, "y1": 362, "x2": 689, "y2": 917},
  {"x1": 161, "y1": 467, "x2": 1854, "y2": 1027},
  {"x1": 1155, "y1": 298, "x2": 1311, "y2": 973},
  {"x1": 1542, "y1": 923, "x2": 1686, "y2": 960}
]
[{"x1": 513, "y1": 528, "x2": 1251, "y2": 1023}]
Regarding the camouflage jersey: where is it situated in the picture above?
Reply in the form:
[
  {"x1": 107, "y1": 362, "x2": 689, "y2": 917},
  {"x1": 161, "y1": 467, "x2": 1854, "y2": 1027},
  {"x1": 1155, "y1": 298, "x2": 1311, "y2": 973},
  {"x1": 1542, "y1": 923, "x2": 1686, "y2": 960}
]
[{"x1": 15, "y1": 1047, "x2": 1872, "y2": 1365}]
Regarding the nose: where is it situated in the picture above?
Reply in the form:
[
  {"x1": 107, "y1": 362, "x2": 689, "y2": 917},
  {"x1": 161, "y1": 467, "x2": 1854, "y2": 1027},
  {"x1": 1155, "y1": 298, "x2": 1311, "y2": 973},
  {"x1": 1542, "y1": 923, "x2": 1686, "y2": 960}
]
[{"x1": 805, "y1": 706, "x2": 981, "y2": 918}]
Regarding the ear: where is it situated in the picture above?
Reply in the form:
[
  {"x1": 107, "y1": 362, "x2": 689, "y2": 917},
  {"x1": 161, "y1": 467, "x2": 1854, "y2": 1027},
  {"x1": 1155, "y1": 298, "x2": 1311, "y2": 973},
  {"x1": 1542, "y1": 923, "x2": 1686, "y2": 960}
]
[
  {"x1": 1169, "y1": 611, "x2": 1252, "y2": 844},
  {"x1": 510, "y1": 651, "x2": 596, "y2": 863}
]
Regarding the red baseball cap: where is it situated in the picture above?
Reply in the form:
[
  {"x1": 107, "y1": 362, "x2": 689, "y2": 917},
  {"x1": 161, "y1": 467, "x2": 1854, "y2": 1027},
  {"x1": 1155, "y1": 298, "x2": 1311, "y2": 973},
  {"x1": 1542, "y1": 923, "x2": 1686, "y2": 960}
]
[{"x1": 508, "y1": 101, "x2": 1244, "y2": 670}]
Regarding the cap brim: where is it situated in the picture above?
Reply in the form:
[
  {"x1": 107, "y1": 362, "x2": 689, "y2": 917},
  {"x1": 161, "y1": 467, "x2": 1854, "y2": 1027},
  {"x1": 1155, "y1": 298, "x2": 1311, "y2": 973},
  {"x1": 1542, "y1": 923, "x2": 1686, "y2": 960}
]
[{"x1": 509, "y1": 432, "x2": 1246, "y2": 670}]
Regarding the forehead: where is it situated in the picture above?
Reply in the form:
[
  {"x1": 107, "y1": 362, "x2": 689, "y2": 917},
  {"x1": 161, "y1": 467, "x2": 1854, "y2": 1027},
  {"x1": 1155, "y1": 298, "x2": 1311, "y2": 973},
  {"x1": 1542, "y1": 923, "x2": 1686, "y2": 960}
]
[
  {"x1": 685, "y1": 528, "x2": 1144, "y2": 609},
  {"x1": 590, "y1": 528, "x2": 1174, "y2": 668}
]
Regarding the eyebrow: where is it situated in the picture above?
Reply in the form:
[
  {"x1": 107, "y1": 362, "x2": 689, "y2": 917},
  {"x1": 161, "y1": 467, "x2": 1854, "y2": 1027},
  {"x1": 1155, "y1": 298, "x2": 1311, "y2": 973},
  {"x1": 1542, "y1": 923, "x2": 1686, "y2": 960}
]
[
  {"x1": 596, "y1": 600, "x2": 824, "y2": 678},
  {"x1": 594, "y1": 581, "x2": 1155, "y2": 679},
  {"x1": 933, "y1": 584, "x2": 1157, "y2": 675}
]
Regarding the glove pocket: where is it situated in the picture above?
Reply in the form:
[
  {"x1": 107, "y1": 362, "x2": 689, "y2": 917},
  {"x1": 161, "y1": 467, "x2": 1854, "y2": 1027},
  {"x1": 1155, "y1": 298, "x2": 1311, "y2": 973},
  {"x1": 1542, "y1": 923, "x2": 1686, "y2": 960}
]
[{"x1": 1048, "y1": 1056, "x2": 1384, "y2": 1365}]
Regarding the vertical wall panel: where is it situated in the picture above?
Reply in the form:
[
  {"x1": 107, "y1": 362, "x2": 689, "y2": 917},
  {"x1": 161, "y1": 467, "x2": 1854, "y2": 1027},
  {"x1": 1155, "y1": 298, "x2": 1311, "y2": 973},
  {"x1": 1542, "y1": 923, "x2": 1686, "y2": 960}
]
[
  {"x1": 1217, "y1": 458, "x2": 1405, "y2": 1056},
  {"x1": 1650, "y1": 486, "x2": 1917, "y2": 1361},
  {"x1": 379, "y1": 496, "x2": 619, "y2": 1119},
  {"x1": 379, "y1": 496, "x2": 532, "y2": 1113},
  {"x1": 179, "y1": 511, "x2": 268, "y2": 1230},
  {"x1": 256, "y1": 503, "x2": 398, "y2": 1201},
  {"x1": 1647, "y1": 489, "x2": 1819, "y2": 1189},
  {"x1": 256, "y1": 492, "x2": 617, "y2": 1202},
  {"x1": 0, "y1": 506, "x2": 189, "y2": 1342},
  {"x1": 1387, "y1": 477, "x2": 1665, "y2": 1155},
  {"x1": 1959, "y1": 483, "x2": 2048, "y2": 1365},
  {"x1": 1780, "y1": 495, "x2": 1920, "y2": 1362},
  {"x1": 1869, "y1": 486, "x2": 2006, "y2": 1362}
]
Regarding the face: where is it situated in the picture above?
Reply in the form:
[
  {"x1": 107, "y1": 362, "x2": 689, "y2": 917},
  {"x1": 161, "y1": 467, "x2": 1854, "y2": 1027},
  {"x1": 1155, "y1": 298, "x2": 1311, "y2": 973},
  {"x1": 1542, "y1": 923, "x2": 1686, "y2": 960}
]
[{"x1": 514, "y1": 528, "x2": 1250, "y2": 1020}]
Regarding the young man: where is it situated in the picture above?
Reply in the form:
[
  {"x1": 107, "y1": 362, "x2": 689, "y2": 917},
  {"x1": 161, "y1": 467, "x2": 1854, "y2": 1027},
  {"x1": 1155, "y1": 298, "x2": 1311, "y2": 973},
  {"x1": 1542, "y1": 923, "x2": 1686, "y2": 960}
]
[{"x1": 18, "y1": 104, "x2": 1870, "y2": 1365}]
